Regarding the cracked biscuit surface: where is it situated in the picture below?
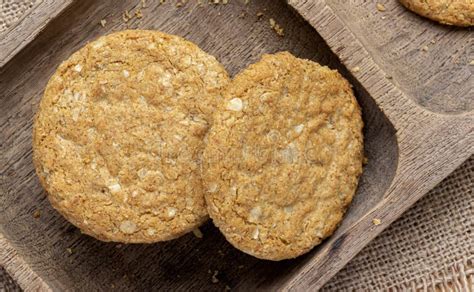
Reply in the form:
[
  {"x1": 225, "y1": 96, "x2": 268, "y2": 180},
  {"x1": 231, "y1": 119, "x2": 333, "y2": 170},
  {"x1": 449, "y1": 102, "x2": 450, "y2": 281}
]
[
  {"x1": 399, "y1": 0, "x2": 474, "y2": 26},
  {"x1": 202, "y1": 52, "x2": 364, "y2": 260},
  {"x1": 33, "y1": 30, "x2": 230, "y2": 243}
]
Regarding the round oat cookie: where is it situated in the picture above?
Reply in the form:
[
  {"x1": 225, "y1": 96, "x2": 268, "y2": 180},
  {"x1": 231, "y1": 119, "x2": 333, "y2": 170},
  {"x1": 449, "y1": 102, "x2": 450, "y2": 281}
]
[
  {"x1": 33, "y1": 30, "x2": 230, "y2": 243},
  {"x1": 202, "y1": 52, "x2": 364, "y2": 260},
  {"x1": 399, "y1": 0, "x2": 474, "y2": 26}
]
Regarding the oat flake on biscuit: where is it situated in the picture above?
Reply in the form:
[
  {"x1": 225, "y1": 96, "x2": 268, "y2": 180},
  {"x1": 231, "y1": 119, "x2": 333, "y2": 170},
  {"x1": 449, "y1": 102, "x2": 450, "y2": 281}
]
[
  {"x1": 33, "y1": 30, "x2": 230, "y2": 243},
  {"x1": 202, "y1": 52, "x2": 364, "y2": 260}
]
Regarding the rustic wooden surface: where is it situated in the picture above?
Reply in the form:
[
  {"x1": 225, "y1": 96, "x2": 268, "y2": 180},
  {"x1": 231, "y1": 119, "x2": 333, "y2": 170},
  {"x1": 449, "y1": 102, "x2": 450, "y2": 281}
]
[
  {"x1": 0, "y1": 0, "x2": 73, "y2": 67},
  {"x1": 279, "y1": 0, "x2": 474, "y2": 290},
  {"x1": 296, "y1": 0, "x2": 474, "y2": 114},
  {"x1": 0, "y1": 0, "x2": 472, "y2": 291},
  {"x1": 0, "y1": 234, "x2": 51, "y2": 292}
]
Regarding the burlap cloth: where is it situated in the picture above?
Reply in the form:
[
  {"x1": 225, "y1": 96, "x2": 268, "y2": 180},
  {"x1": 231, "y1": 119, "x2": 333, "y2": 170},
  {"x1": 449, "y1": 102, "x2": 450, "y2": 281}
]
[{"x1": 1, "y1": 2, "x2": 473, "y2": 291}]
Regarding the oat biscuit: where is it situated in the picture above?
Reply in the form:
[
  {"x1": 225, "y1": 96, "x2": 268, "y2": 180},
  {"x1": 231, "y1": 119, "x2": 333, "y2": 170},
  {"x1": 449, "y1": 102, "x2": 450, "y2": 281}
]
[
  {"x1": 202, "y1": 52, "x2": 364, "y2": 260},
  {"x1": 33, "y1": 30, "x2": 230, "y2": 243},
  {"x1": 399, "y1": 0, "x2": 474, "y2": 26}
]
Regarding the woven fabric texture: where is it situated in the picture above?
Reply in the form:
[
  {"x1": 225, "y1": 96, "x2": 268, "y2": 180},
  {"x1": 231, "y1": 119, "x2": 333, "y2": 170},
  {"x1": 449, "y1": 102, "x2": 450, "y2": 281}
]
[
  {"x1": 323, "y1": 156, "x2": 473, "y2": 291},
  {"x1": 0, "y1": 0, "x2": 37, "y2": 33},
  {"x1": 0, "y1": 1, "x2": 473, "y2": 291}
]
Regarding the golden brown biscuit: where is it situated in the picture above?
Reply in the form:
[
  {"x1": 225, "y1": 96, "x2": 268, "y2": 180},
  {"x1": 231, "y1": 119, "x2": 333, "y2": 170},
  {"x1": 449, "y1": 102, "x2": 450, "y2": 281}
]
[
  {"x1": 33, "y1": 30, "x2": 230, "y2": 243},
  {"x1": 399, "y1": 0, "x2": 474, "y2": 26},
  {"x1": 202, "y1": 52, "x2": 364, "y2": 260}
]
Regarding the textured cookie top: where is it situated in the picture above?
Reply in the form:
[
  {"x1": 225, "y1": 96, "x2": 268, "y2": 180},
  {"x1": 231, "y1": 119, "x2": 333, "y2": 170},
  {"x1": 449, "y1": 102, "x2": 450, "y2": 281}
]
[
  {"x1": 202, "y1": 52, "x2": 364, "y2": 260},
  {"x1": 399, "y1": 0, "x2": 474, "y2": 26},
  {"x1": 33, "y1": 30, "x2": 230, "y2": 243}
]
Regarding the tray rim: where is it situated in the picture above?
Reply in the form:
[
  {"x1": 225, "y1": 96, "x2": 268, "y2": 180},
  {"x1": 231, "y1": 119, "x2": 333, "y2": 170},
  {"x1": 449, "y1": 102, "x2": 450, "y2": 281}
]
[
  {"x1": 0, "y1": 0, "x2": 473, "y2": 291},
  {"x1": 0, "y1": 0, "x2": 73, "y2": 68},
  {"x1": 276, "y1": 0, "x2": 474, "y2": 290},
  {"x1": 0, "y1": 233, "x2": 52, "y2": 291}
]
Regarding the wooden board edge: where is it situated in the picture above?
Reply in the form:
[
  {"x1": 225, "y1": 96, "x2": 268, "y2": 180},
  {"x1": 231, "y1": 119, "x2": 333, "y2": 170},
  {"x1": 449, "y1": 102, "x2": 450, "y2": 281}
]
[
  {"x1": 0, "y1": 232, "x2": 53, "y2": 291},
  {"x1": 286, "y1": 1, "x2": 470, "y2": 127},
  {"x1": 0, "y1": 0, "x2": 74, "y2": 68}
]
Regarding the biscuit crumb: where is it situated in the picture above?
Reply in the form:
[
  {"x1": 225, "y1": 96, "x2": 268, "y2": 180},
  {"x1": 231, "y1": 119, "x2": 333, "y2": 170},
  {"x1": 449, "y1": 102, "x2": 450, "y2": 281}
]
[
  {"x1": 211, "y1": 270, "x2": 219, "y2": 283},
  {"x1": 141, "y1": 0, "x2": 146, "y2": 8},
  {"x1": 385, "y1": 75, "x2": 393, "y2": 79},
  {"x1": 372, "y1": 218, "x2": 382, "y2": 225},
  {"x1": 33, "y1": 209, "x2": 41, "y2": 218},
  {"x1": 376, "y1": 3, "x2": 386, "y2": 12},
  {"x1": 135, "y1": 9, "x2": 143, "y2": 19},
  {"x1": 100, "y1": 19, "x2": 107, "y2": 27},
  {"x1": 225, "y1": 285, "x2": 231, "y2": 291},
  {"x1": 269, "y1": 18, "x2": 284, "y2": 37},
  {"x1": 238, "y1": 265, "x2": 244, "y2": 269},
  {"x1": 160, "y1": 0, "x2": 166, "y2": 4},
  {"x1": 256, "y1": 12, "x2": 264, "y2": 19},
  {"x1": 192, "y1": 228, "x2": 203, "y2": 238},
  {"x1": 363, "y1": 156, "x2": 368, "y2": 165},
  {"x1": 115, "y1": 244, "x2": 123, "y2": 249},
  {"x1": 351, "y1": 66, "x2": 361, "y2": 73},
  {"x1": 66, "y1": 247, "x2": 73, "y2": 254},
  {"x1": 430, "y1": 39, "x2": 436, "y2": 44},
  {"x1": 421, "y1": 45, "x2": 429, "y2": 52},
  {"x1": 123, "y1": 10, "x2": 132, "y2": 22}
]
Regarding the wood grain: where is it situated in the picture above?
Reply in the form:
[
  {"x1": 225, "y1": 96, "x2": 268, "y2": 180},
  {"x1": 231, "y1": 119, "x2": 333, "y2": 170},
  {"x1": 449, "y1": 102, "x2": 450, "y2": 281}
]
[
  {"x1": 316, "y1": 0, "x2": 473, "y2": 115},
  {"x1": 0, "y1": 0, "x2": 73, "y2": 68},
  {"x1": 274, "y1": 0, "x2": 474, "y2": 290},
  {"x1": 0, "y1": 234, "x2": 51, "y2": 292},
  {"x1": 0, "y1": 0, "x2": 472, "y2": 291}
]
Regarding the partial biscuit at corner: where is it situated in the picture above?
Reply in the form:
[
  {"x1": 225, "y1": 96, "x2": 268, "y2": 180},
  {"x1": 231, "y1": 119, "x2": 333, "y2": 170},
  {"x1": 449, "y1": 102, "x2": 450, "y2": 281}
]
[{"x1": 399, "y1": 0, "x2": 474, "y2": 26}]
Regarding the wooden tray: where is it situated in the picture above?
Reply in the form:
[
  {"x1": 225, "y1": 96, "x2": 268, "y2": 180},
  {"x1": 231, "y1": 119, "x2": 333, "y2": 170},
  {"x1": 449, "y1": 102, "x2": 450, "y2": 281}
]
[{"x1": 1, "y1": 0, "x2": 472, "y2": 291}]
